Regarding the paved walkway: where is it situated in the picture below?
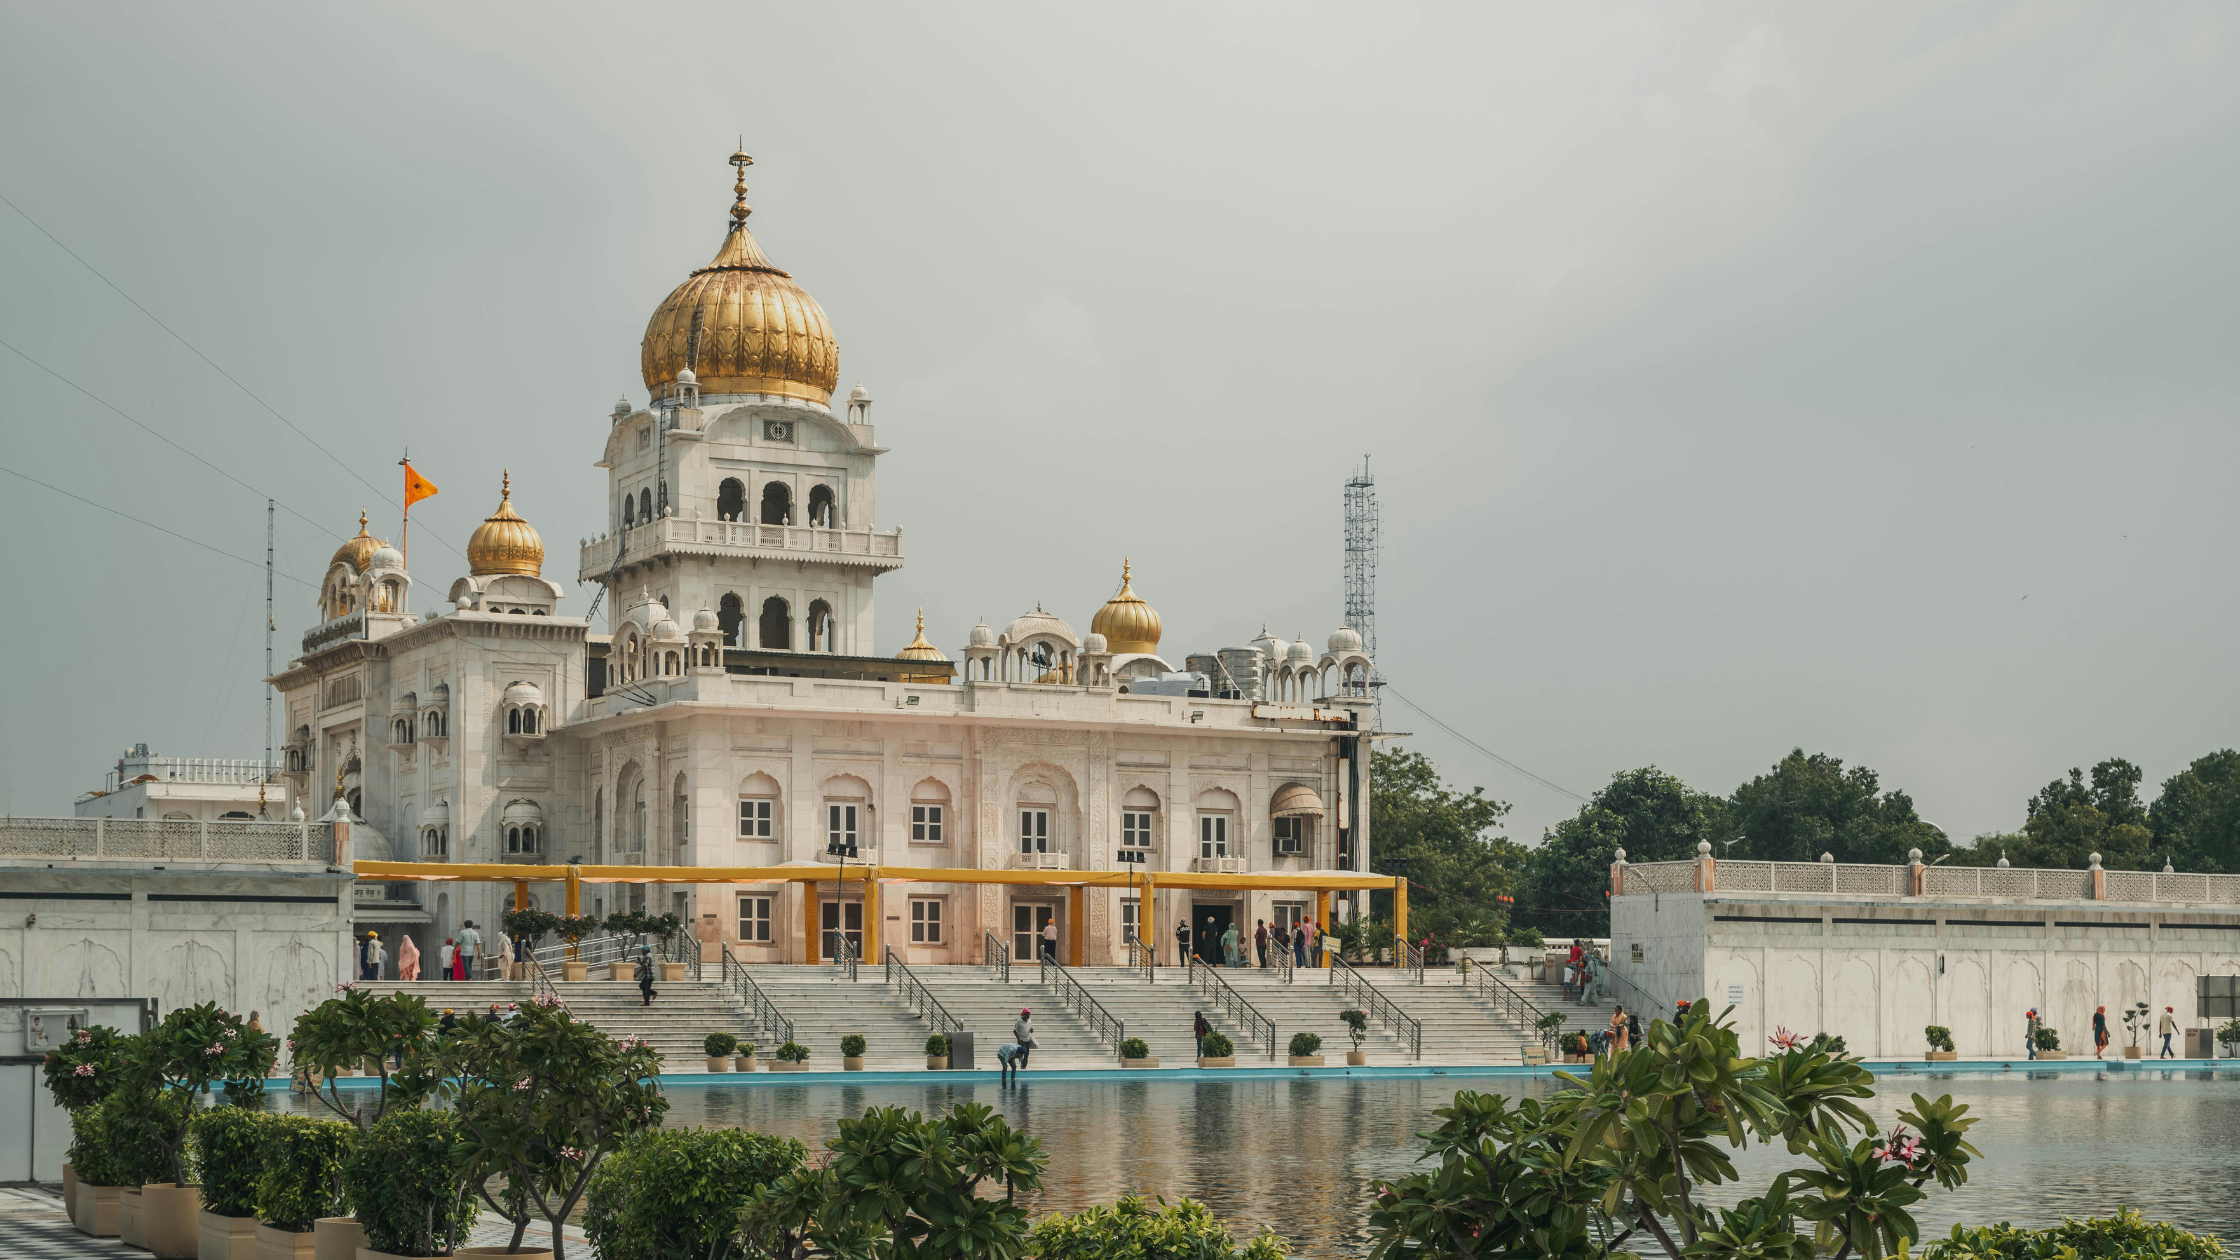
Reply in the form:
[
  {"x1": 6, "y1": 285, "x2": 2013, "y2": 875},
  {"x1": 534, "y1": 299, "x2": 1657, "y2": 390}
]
[{"x1": 0, "y1": 1185, "x2": 587, "y2": 1260}]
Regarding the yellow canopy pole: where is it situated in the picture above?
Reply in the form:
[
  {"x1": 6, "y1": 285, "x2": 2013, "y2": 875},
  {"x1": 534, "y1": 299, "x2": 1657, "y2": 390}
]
[
  {"x1": 565, "y1": 866, "x2": 581, "y2": 960},
  {"x1": 1316, "y1": 890, "x2": 1331, "y2": 967},
  {"x1": 1067, "y1": 885, "x2": 1084, "y2": 965},
  {"x1": 1395, "y1": 876, "x2": 1409, "y2": 955},
  {"x1": 864, "y1": 869, "x2": 881, "y2": 963},
  {"x1": 513, "y1": 879, "x2": 528, "y2": 914},
  {"x1": 805, "y1": 881, "x2": 821, "y2": 965},
  {"x1": 1141, "y1": 871, "x2": 1154, "y2": 964}
]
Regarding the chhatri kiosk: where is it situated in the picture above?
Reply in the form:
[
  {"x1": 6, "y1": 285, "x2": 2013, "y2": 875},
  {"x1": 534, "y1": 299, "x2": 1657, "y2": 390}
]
[{"x1": 273, "y1": 147, "x2": 1393, "y2": 967}]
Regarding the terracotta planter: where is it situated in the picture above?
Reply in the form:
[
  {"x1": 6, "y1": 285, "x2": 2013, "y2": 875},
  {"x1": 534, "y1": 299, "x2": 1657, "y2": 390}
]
[
  {"x1": 732, "y1": 1055, "x2": 756, "y2": 1072},
  {"x1": 843, "y1": 1057, "x2": 865, "y2": 1071},
  {"x1": 1925, "y1": 1051, "x2": 1958, "y2": 1062},
  {"x1": 2124, "y1": 1046, "x2": 2144, "y2": 1060},
  {"x1": 458, "y1": 1248, "x2": 554, "y2": 1260},
  {"x1": 144, "y1": 1184, "x2": 203, "y2": 1258},
  {"x1": 253, "y1": 1224, "x2": 317, "y2": 1260},
  {"x1": 74, "y1": 1182, "x2": 122, "y2": 1236},
  {"x1": 926, "y1": 1056, "x2": 949, "y2": 1070},
  {"x1": 768, "y1": 1060, "x2": 808, "y2": 1072},
  {"x1": 1121, "y1": 1056, "x2": 1159, "y2": 1069},
  {"x1": 1345, "y1": 1051, "x2": 1367, "y2": 1066},
  {"x1": 1198, "y1": 1056, "x2": 1235, "y2": 1068},
  {"x1": 314, "y1": 1216, "x2": 365, "y2": 1260},
  {"x1": 561, "y1": 962, "x2": 588, "y2": 982},
  {"x1": 123, "y1": 1186, "x2": 146, "y2": 1248},
  {"x1": 660, "y1": 962, "x2": 689, "y2": 981},
  {"x1": 706, "y1": 1056, "x2": 731, "y2": 1073},
  {"x1": 201, "y1": 1210, "x2": 258, "y2": 1260},
  {"x1": 64, "y1": 1159, "x2": 76, "y2": 1206},
  {"x1": 1287, "y1": 1055, "x2": 1325, "y2": 1067},
  {"x1": 2037, "y1": 1050, "x2": 2067, "y2": 1060},
  {"x1": 607, "y1": 962, "x2": 631, "y2": 981}
]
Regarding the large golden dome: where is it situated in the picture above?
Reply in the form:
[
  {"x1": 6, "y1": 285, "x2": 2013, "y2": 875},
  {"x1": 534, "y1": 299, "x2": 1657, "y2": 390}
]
[
  {"x1": 1090, "y1": 559, "x2": 1162, "y2": 655},
  {"x1": 330, "y1": 511, "x2": 385, "y2": 573},
  {"x1": 640, "y1": 148, "x2": 838, "y2": 405},
  {"x1": 467, "y1": 471, "x2": 544, "y2": 577}
]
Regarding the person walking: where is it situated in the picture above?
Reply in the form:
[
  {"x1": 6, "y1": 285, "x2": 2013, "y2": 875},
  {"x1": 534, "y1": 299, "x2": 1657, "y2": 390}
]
[
  {"x1": 2160, "y1": 1006, "x2": 2178, "y2": 1058},
  {"x1": 398, "y1": 934, "x2": 421, "y2": 981},
  {"x1": 2092, "y1": 1005, "x2": 2110, "y2": 1059},
  {"x1": 1254, "y1": 919, "x2": 1270, "y2": 968},
  {"x1": 1221, "y1": 921, "x2": 1241, "y2": 968},
  {"x1": 1193, "y1": 1009, "x2": 1211, "y2": 1058},
  {"x1": 360, "y1": 932, "x2": 385, "y2": 981},
  {"x1": 1292, "y1": 921, "x2": 1307, "y2": 967},
  {"x1": 2025, "y1": 1007, "x2": 2040, "y2": 1060},
  {"x1": 635, "y1": 945, "x2": 658, "y2": 1006},
  {"x1": 1562, "y1": 956, "x2": 1579, "y2": 1002},
  {"x1": 512, "y1": 931, "x2": 532, "y2": 981},
  {"x1": 1040, "y1": 918, "x2": 1060, "y2": 963},
  {"x1": 1606, "y1": 1005, "x2": 1630, "y2": 1054},
  {"x1": 439, "y1": 938, "x2": 456, "y2": 982},
  {"x1": 1013, "y1": 1008, "x2": 1036, "y2": 1071},
  {"x1": 458, "y1": 920, "x2": 483, "y2": 980},
  {"x1": 1175, "y1": 917, "x2": 1191, "y2": 968},
  {"x1": 1303, "y1": 916, "x2": 1319, "y2": 964}
]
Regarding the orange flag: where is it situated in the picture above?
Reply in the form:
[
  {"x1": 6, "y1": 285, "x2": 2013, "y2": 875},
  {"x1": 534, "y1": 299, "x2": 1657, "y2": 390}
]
[{"x1": 403, "y1": 461, "x2": 438, "y2": 510}]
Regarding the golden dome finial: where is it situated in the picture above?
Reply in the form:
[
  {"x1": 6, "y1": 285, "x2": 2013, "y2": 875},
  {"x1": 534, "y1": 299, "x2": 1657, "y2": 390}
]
[
  {"x1": 896, "y1": 607, "x2": 949, "y2": 680},
  {"x1": 330, "y1": 509, "x2": 385, "y2": 573},
  {"x1": 467, "y1": 470, "x2": 544, "y2": 577},
  {"x1": 728, "y1": 144, "x2": 753, "y2": 227},
  {"x1": 1092, "y1": 557, "x2": 1161, "y2": 655}
]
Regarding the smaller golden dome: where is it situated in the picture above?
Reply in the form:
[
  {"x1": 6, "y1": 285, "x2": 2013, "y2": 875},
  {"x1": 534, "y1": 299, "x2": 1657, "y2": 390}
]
[
  {"x1": 330, "y1": 510, "x2": 386, "y2": 573},
  {"x1": 467, "y1": 471, "x2": 545, "y2": 577},
  {"x1": 896, "y1": 609, "x2": 947, "y2": 661},
  {"x1": 1090, "y1": 558, "x2": 1161, "y2": 655}
]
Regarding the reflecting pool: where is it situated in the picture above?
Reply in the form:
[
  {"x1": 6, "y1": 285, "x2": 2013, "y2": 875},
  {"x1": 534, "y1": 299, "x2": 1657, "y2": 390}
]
[{"x1": 291, "y1": 1068, "x2": 2240, "y2": 1257}]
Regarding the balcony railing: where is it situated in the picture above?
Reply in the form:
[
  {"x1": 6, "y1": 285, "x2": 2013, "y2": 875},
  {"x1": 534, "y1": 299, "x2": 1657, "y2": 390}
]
[
  {"x1": 579, "y1": 518, "x2": 903, "y2": 576},
  {"x1": 1, "y1": 817, "x2": 334, "y2": 864},
  {"x1": 1616, "y1": 857, "x2": 2240, "y2": 905},
  {"x1": 1009, "y1": 851, "x2": 1072, "y2": 871},
  {"x1": 105, "y1": 758, "x2": 280, "y2": 791},
  {"x1": 1193, "y1": 855, "x2": 1247, "y2": 874}
]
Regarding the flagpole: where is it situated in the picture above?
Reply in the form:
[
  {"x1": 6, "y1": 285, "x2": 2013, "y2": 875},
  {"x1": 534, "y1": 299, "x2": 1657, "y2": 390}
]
[{"x1": 397, "y1": 452, "x2": 412, "y2": 572}]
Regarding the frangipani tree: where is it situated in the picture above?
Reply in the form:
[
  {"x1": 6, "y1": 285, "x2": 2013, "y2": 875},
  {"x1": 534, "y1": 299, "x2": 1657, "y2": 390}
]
[
  {"x1": 118, "y1": 1004, "x2": 281, "y2": 1186},
  {"x1": 1368, "y1": 1003, "x2": 1980, "y2": 1260},
  {"x1": 289, "y1": 984, "x2": 436, "y2": 1129}
]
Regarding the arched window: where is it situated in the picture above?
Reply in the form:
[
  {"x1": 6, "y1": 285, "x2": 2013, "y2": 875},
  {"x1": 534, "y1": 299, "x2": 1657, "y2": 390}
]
[
  {"x1": 672, "y1": 773, "x2": 690, "y2": 856},
  {"x1": 807, "y1": 484, "x2": 836, "y2": 528},
  {"x1": 738, "y1": 772, "x2": 781, "y2": 840},
  {"x1": 630, "y1": 774, "x2": 648, "y2": 853},
  {"x1": 807, "y1": 599, "x2": 834, "y2": 653},
  {"x1": 1122, "y1": 786, "x2": 1160, "y2": 853},
  {"x1": 718, "y1": 478, "x2": 746, "y2": 522},
  {"x1": 592, "y1": 788, "x2": 604, "y2": 856},
  {"x1": 622, "y1": 494, "x2": 635, "y2": 527},
  {"x1": 508, "y1": 708, "x2": 521, "y2": 734},
  {"x1": 719, "y1": 593, "x2": 743, "y2": 646},
  {"x1": 760, "y1": 481, "x2": 792, "y2": 525},
  {"x1": 910, "y1": 779, "x2": 950, "y2": 846},
  {"x1": 639, "y1": 488, "x2": 653, "y2": 523},
  {"x1": 759, "y1": 596, "x2": 791, "y2": 650}
]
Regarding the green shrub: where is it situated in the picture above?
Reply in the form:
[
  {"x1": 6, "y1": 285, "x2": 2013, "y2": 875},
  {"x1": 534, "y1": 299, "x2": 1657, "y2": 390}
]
[
  {"x1": 703, "y1": 1032, "x2": 738, "y2": 1057},
  {"x1": 342, "y1": 1108, "x2": 478, "y2": 1257},
  {"x1": 1925, "y1": 1025, "x2": 1956, "y2": 1053},
  {"x1": 1199, "y1": 1031, "x2": 1234, "y2": 1059},
  {"x1": 1119, "y1": 1037, "x2": 1150, "y2": 1060},
  {"x1": 1505, "y1": 926, "x2": 1545, "y2": 949},
  {"x1": 2035, "y1": 1026, "x2": 2062, "y2": 1051},
  {"x1": 585, "y1": 1128, "x2": 807, "y2": 1260},
  {"x1": 192, "y1": 1108, "x2": 274, "y2": 1217},
  {"x1": 775, "y1": 1041, "x2": 809, "y2": 1063},
  {"x1": 1288, "y1": 1031, "x2": 1322, "y2": 1057},
  {"x1": 2214, "y1": 1018, "x2": 2238, "y2": 1049},
  {"x1": 1922, "y1": 1208, "x2": 2223, "y2": 1260},
  {"x1": 1029, "y1": 1192, "x2": 1286, "y2": 1260},
  {"x1": 925, "y1": 1032, "x2": 950, "y2": 1056},
  {"x1": 68, "y1": 1102, "x2": 126, "y2": 1187},
  {"x1": 109, "y1": 1091, "x2": 186, "y2": 1187},
  {"x1": 254, "y1": 1115, "x2": 355, "y2": 1230},
  {"x1": 840, "y1": 1033, "x2": 866, "y2": 1058},
  {"x1": 736, "y1": 1042, "x2": 756, "y2": 1058},
  {"x1": 1340, "y1": 1009, "x2": 1370, "y2": 1051},
  {"x1": 42, "y1": 1024, "x2": 125, "y2": 1112}
]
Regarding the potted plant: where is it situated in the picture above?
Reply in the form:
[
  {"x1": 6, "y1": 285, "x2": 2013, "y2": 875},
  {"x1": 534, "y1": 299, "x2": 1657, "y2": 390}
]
[
  {"x1": 653, "y1": 913, "x2": 691, "y2": 981},
  {"x1": 1120, "y1": 1036, "x2": 1157, "y2": 1069},
  {"x1": 252, "y1": 1115, "x2": 356, "y2": 1260},
  {"x1": 555, "y1": 915, "x2": 602, "y2": 981},
  {"x1": 111, "y1": 1090, "x2": 178, "y2": 1249},
  {"x1": 289, "y1": 987, "x2": 434, "y2": 1133},
  {"x1": 770, "y1": 1041, "x2": 811, "y2": 1073},
  {"x1": 399, "y1": 994, "x2": 666, "y2": 1260},
  {"x1": 1197, "y1": 1030, "x2": 1235, "y2": 1068},
  {"x1": 43, "y1": 1022, "x2": 124, "y2": 1208},
  {"x1": 1339, "y1": 1009, "x2": 1369, "y2": 1066},
  {"x1": 2035, "y1": 1025, "x2": 2065, "y2": 1059},
  {"x1": 584, "y1": 1129, "x2": 807, "y2": 1260},
  {"x1": 1287, "y1": 1031, "x2": 1324, "y2": 1067},
  {"x1": 704, "y1": 1032, "x2": 738, "y2": 1074},
  {"x1": 1924, "y1": 1025, "x2": 1958, "y2": 1062},
  {"x1": 734, "y1": 1041, "x2": 758, "y2": 1072},
  {"x1": 925, "y1": 1032, "x2": 951, "y2": 1070},
  {"x1": 118, "y1": 1002, "x2": 280, "y2": 1259},
  {"x1": 841, "y1": 1033, "x2": 867, "y2": 1071},
  {"x1": 2219, "y1": 1018, "x2": 2240, "y2": 1059},
  {"x1": 340, "y1": 1107, "x2": 479, "y2": 1260},
  {"x1": 193, "y1": 1107, "x2": 276, "y2": 1260},
  {"x1": 2120, "y1": 1002, "x2": 2152, "y2": 1060}
]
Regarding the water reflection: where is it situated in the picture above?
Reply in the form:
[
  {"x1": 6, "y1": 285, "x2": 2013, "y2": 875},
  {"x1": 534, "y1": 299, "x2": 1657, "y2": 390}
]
[{"x1": 283, "y1": 1068, "x2": 2240, "y2": 1257}]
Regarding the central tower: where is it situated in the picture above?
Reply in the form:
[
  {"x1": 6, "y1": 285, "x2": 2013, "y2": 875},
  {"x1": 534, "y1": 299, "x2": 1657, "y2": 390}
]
[{"x1": 582, "y1": 147, "x2": 900, "y2": 656}]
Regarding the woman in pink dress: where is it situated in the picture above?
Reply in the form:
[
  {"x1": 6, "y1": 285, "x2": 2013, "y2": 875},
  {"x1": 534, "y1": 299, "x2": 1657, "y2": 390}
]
[{"x1": 398, "y1": 935, "x2": 421, "y2": 981}]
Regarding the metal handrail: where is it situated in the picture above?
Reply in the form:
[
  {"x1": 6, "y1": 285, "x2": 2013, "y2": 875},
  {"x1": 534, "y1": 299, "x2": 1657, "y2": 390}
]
[
  {"x1": 1124, "y1": 931, "x2": 1155, "y2": 983},
  {"x1": 1400, "y1": 938, "x2": 1426, "y2": 985},
  {"x1": 1464, "y1": 960, "x2": 1559, "y2": 1053},
  {"x1": 661, "y1": 932, "x2": 703, "y2": 982},
  {"x1": 523, "y1": 950, "x2": 558, "y2": 1003},
  {"x1": 885, "y1": 948, "x2": 962, "y2": 1038},
  {"x1": 1269, "y1": 935, "x2": 1294, "y2": 983},
  {"x1": 719, "y1": 945, "x2": 796, "y2": 1048},
  {"x1": 1329, "y1": 953, "x2": 1423, "y2": 1059},
  {"x1": 1186, "y1": 956, "x2": 1277, "y2": 1059},
  {"x1": 1039, "y1": 954, "x2": 1127, "y2": 1059},
  {"x1": 831, "y1": 930, "x2": 858, "y2": 982},
  {"x1": 1599, "y1": 955, "x2": 1679, "y2": 1023},
  {"x1": 984, "y1": 929, "x2": 1010, "y2": 983}
]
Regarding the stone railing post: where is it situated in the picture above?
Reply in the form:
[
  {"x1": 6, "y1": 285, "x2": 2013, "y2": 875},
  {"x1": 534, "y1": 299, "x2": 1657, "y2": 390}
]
[
  {"x1": 1909, "y1": 847, "x2": 1925, "y2": 896},
  {"x1": 1695, "y1": 840, "x2": 1716, "y2": 892},
  {"x1": 334, "y1": 819, "x2": 352, "y2": 867},
  {"x1": 94, "y1": 816, "x2": 105, "y2": 857},
  {"x1": 2089, "y1": 851, "x2": 2104, "y2": 899},
  {"x1": 1610, "y1": 847, "x2": 1628, "y2": 897}
]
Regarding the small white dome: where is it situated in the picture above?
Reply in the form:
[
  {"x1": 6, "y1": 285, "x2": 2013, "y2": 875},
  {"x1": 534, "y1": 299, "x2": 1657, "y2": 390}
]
[
  {"x1": 1083, "y1": 633, "x2": 1108, "y2": 653},
  {"x1": 675, "y1": 366, "x2": 697, "y2": 385},
  {"x1": 849, "y1": 383, "x2": 873, "y2": 403},
  {"x1": 503, "y1": 680, "x2": 544, "y2": 707},
  {"x1": 1250, "y1": 626, "x2": 1290, "y2": 662},
  {"x1": 1003, "y1": 607, "x2": 1079, "y2": 646},
  {"x1": 501, "y1": 798, "x2": 543, "y2": 827},
  {"x1": 368, "y1": 543, "x2": 403, "y2": 571},
  {"x1": 652, "y1": 618, "x2": 680, "y2": 639},
  {"x1": 419, "y1": 799, "x2": 450, "y2": 828},
  {"x1": 1326, "y1": 625, "x2": 1364, "y2": 653},
  {"x1": 429, "y1": 681, "x2": 450, "y2": 703},
  {"x1": 1286, "y1": 637, "x2": 1315, "y2": 665},
  {"x1": 693, "y1": 607, "x2": 719, "y2": 633},
  {"x1": 968, "y1": 619, "x2": 996, "y2": 648},
  {"x1": 613, "y1": 397, "x2": 631, "y2": 419}
]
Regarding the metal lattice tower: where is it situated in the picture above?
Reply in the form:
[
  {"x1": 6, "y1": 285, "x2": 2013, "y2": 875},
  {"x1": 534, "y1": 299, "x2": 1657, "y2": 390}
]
[{"x1": 1343, "y1": 456, "x2": 1382, "y2": 728}]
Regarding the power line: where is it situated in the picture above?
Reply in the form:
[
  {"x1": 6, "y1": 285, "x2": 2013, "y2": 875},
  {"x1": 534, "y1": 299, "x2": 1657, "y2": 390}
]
[
  {"x1": 0, "y1": 334, "x2": 343, "y2": 543},
  {"x1": 0, "y1": 463, "x2": 317, "y2": 588},
  {"x1": 0, "y1": 187, "x2": 462, "y2": 557},
  {"x1": 1381, "y1": 683, "x2": 1589, "y2": 805}
]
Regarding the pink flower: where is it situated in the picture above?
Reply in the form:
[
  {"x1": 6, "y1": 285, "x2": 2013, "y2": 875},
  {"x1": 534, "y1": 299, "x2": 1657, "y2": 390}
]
[
  {"x1": 1769, "y1": 1027, "x2": 1804, "y2": 1052},
  {"x1": 74, "y1": 1063, "x2": 95, "y2": 1077},
  {"x1": 560, "y1": 1146, "x2": 584, "y2": 1162},
  {"x1": 223, "y1": 1027, "x2": 238, "y2": 1039},
  {"x1": 207, "y1": 1044, "x2": 225, "y2": 1056},
  {"x1": 1876, "y1": 1125, "x2": 1922, "y2": 1166},
  {"x1": 514, "y1": 1076, "x2": 532, "y2": 1091},
  {"x1": 336, "y1": 982, "x2": 357, "y2": 993},
  {"x1": 75, "y1": 1028, "x2": 92, "y2": 1044},
  {"x1": 285, "y1": 1038, "x2": 296, "y2": 1050}
]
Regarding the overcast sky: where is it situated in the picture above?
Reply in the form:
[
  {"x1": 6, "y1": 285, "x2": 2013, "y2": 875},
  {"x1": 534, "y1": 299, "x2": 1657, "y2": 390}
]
[{"x1": 2, "y1": 3, "x2": 2235, "y2": 847}]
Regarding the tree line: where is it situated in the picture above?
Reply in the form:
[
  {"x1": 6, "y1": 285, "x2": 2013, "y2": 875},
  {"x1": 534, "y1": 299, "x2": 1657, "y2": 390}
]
[{"x1": 1368, "y1": 746, "x2": 2240, "y2": 941}]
